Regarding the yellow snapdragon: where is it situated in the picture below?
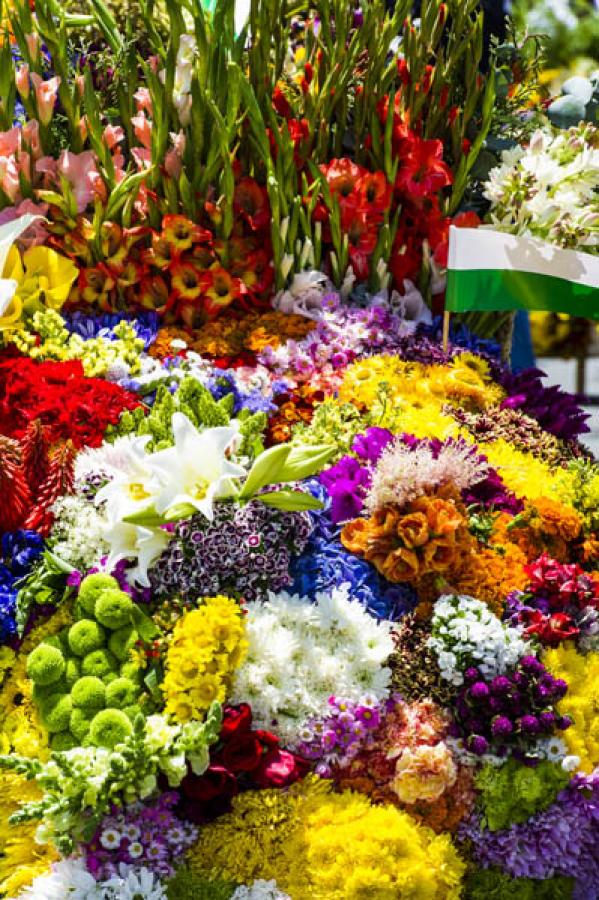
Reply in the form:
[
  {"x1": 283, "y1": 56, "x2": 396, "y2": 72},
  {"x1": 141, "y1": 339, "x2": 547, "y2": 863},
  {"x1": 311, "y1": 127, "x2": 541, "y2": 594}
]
[
  {"x1": 545, "y1": 643, "x2": 599, "y2": 773},
  {"x1": 162, "y1": 595, "x2": 247, "y2": 722}
]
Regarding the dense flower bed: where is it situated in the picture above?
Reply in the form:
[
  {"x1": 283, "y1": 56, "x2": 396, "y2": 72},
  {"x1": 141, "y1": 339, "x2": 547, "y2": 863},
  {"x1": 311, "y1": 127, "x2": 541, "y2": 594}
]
[
  {"x1": 0, "y1": 0, "x2": 599, "y2": 898},
  {"x1": 0, "y1": 295, "x2": 598, "y2": 899}
]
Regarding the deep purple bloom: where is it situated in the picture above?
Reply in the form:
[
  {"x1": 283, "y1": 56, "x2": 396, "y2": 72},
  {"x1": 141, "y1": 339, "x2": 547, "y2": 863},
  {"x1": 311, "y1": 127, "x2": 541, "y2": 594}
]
[{"x1": 491, "y1": 716, "x2": 514, "y2": 736}]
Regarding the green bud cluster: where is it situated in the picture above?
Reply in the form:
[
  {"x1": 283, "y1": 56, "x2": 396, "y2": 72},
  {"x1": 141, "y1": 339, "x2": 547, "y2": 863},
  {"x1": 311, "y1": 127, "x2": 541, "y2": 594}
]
[{"x1": 26, "y1": 573, "x2": 145, "y2": 750}]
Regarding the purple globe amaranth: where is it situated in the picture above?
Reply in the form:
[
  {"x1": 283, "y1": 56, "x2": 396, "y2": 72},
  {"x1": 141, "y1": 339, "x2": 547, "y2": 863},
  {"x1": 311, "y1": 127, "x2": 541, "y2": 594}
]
[
  {"x1": 490, "y1": 675, "x2": 513, "y2": 696},
  {"x1": 518, "y1": 715, "x2": 540, "y2": 734},
  {"x1": 468, "y1": 735, "x2": 490, "y2": 755},
  {"x1": 491, "y1": 716, "x2": 514, "y2": 736},
  {"x1": 469, "y1": 681, "x2": 490, "y2": 699}
]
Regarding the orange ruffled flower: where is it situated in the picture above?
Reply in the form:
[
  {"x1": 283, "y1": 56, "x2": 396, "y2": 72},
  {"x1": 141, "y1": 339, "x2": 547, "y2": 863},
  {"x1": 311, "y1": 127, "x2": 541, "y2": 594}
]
[
  {"x1": 451, "y1": 543, "x2": 529, "y2": 618},
  {"x1": 341, "y1": 492, "x2": 470, "y2": 584}
]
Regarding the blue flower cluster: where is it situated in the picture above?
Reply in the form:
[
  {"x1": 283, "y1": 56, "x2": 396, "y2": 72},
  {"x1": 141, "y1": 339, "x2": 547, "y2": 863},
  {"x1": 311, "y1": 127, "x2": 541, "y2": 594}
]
[
  {"x1": 0, "y1": 531, "x2": 44, "y2": 644},
  {"x1": 205, "y1": 371, "x2": 284, "y2": 416},
  {"x1": 289, "y1": 481, "x2": 418, "y2": 621},
  {"x1": 63, "y1": 311, "x2": 160, "y2": 349},
  {"x1": 419, "y1": 316, "x2": 502, "y2": 360}
]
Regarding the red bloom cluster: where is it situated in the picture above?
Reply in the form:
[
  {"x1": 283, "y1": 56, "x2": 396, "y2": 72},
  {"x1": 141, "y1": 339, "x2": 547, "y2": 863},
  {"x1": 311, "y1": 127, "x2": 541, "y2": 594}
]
[
  {"x1": 318, "y1": 159, "x2": 393, "y2": 281},
  {"x1": 509, "y1": 553, "x2": 599, "y2": 646},
  {"x1": 178, "y1": 703, "x2": 308, "y2": 823},
  {"x1": 0, "y1": 420, "x2": 75, "y2": 536},
  {"x1": 61, "y1": 182, "x2": 274, "y2": 325},
  {"x1": 0, "y1": 357, "x2": 140, "y2": 448}
]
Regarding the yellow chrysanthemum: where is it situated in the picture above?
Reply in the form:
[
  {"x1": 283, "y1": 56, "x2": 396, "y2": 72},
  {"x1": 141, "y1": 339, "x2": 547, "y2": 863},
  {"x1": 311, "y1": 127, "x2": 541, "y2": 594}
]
[
  {"x1": 162, "y1": 595, "x2": 247, "y2": 723},
  {"x1": 545, "y1": 644, "x2": 599, "y2": 773},
  {"x1": 188, "y1": 778, "x2": 465, "y2": 899},
  {"x1": 481, "y1": 440, "x2": 573, "y2": 504},
  {"x1": 0, "y1": 772, "x2": 58, "y2": 895}
]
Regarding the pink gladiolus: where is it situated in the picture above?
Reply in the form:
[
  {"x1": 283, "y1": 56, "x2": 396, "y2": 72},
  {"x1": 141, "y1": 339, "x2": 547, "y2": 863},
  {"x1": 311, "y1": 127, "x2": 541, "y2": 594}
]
[
  {"x1": 132, "y1": 147, "x2": 152, "y2": 170},
  {"x1": 133, "y1": 87, "x2": 153, "y2": 115},
  {"x1": 25, "y1": 33, "x2": 40, "y2": 59},
  {"x1": 16, "y1": 65, "x2": 30, "y2": 99},
  {"x1": 0, "y1": 157, "x2": 21, "y2": 203},
  {"x1": 21, "y1": 120, "x2": 41, "y2": 161},
  {"x1": 132, "y1": 111, "x2": 152, "y2": 149},
  {"x1": 0, "y1": 200, "x2": 49, "y2": 248},
  {"x1": 103, "y1": 125, "x2": 125, "y2": 150},
  {"x1": 0, "y1": 127, "x2": 21, "y2": 157},
  {"x1": 164, "y1": 149, "x2": 182, "y2": 179},
  {"x1": 30, "y1": 74, "x2": 61, "y2": 126}
]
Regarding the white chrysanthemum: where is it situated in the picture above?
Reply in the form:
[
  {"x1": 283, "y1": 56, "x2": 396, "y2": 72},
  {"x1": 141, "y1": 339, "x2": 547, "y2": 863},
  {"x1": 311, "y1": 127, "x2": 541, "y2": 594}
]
[
  {"x1": 102, "y1": 864, "x2": 167, "y2": 899},
  {"x1": 428, "y1": 594, "x2": 531, "y2": 685},
  {"x1": 231, "y1": 584, "x2": 394, "y2": 743},
  {"x1": 232, "y1": 881, "x2": 292, "y2": 900},
  {"x1": 16, "y1": 857, "x2": 103, "y2": 900}
]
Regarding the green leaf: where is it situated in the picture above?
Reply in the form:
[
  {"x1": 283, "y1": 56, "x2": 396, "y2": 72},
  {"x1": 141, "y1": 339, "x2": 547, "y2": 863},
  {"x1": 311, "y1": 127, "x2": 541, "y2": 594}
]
[
  {"x1": 122, "y1": 506, "x2": 166, "y2": 527},
  {"x1": 255, "y1": 490, "x2": 324, "y2": 512},
  {"x1": 132, "y1": 605, "x2": 160, "y2": 642},
  {"x1": 238, "y1": 444, "x2": 291, "y2": 499},
  {"x1": 278, "y1": 444, "x2": 336, "y2": 482}
]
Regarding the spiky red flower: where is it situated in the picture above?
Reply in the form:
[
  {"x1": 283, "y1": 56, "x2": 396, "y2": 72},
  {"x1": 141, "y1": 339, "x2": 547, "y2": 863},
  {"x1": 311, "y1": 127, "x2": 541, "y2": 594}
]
[{"x1": 25, "y1": 440, "x2": 76, "y2": 536}]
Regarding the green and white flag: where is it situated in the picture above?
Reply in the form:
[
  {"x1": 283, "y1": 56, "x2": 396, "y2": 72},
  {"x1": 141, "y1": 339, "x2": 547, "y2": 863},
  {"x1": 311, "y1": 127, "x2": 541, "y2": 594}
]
[{"x1": 445, "y1": 227, "x2": 599, "y2": 319}]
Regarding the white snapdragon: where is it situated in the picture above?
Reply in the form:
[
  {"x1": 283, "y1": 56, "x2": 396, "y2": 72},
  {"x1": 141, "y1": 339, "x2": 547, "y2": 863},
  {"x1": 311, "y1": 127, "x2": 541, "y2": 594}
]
[
  {"x1": 484, "y1": 124, "x2": 599, "y2": 252},
  {"x1": 428, "y1": 594, "x2": 531, "y2": 686},
  {"x1": 231, "y1": 584, "x2": 394, "y2": 743}
]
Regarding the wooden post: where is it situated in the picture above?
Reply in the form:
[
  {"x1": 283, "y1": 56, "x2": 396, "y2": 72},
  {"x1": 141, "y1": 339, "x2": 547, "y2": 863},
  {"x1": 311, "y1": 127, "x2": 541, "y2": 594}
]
[{"x1": 442, "y1": 310, "x2": 451, "y2": 353}]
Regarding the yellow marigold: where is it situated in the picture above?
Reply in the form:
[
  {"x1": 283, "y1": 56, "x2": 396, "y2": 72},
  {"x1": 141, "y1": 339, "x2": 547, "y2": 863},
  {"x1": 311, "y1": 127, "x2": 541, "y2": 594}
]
[
  {"x1": 382, "y1": 399, "x2": 461, "y2": 442},
  {"x1": 428, "y1": 355, "x2": 504, "y2": 410},
  {"x1": 162, "y1": 595, "x2": 247, "y2": 722},
  {"x1": 0, "y1": 772, "x2": 58, "y2": 895},
  {"x1": 544, "y1": 644, "x2": 599, "y2": 774},
  {"x1": 188, "y1": 777, "x2": 465, "y2": 899},
  {"x1": 451, "y1": 544, "x2": 528, "y2": 617},
  {"x1": 148, "y1": 326, "x2": 191, "y2": 359},
  {"x1": 481, "y1": 440, "x2": 571, "y2": 504}
]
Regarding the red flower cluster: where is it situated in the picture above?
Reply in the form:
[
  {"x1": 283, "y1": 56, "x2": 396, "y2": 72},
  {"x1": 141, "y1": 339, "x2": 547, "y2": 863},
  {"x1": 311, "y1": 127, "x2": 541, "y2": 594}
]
[
  {"x1": 318, "y1": 159, "x2": 393, "y2": 281},
  {"x1": 61, "y1": 181, "x2": 274, "y2": 326},
  {"x1": 510, "y1": 553, "x2": 599, "y2": 646},
  {"x1": 0, "y1": 420, "x2": 75, "y2": 535},
  {"x1": 0, "y1": 357, "x2": 140, "y2": 448},
  {"x1": 178, "y1": 703, "x2": 308, "y2": 823}
]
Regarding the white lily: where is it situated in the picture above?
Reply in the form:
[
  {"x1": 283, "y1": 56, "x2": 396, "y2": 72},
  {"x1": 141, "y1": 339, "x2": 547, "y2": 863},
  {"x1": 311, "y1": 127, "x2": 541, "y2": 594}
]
[
  {"x1": 102, "y1": 519, "x2": 170, "y2": 587},
  {"x1": 146, "y1": 412, "x2": 245, "y2": 520},
  {"x1": 95, "y1": 434, "x2": 162, "y2": 518}
]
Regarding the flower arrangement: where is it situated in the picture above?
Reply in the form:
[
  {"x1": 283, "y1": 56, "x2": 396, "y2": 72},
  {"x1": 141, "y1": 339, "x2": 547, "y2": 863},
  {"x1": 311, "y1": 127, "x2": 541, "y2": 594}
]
[{"x1": 0, "y1": 0, "x2": 598, "y2": 897}]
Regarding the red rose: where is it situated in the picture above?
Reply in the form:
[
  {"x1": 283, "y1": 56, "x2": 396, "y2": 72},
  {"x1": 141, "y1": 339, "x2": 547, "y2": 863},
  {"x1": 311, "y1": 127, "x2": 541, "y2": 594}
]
[
  {"x1": 253, "y1": 749, "x2": 309, "y2": 788},
  {"x1": 181, "y1": 765, "x2": 238, "y2": 802},
  {"x1": 221, "y1": 703, "x2": 253, "y2": 740},
  {"x1": 220, "y1": 733, "x2": 264, "y2": 773},
  {"x1": 254, "y1": 729, "x2": 280, "y2": 749}
]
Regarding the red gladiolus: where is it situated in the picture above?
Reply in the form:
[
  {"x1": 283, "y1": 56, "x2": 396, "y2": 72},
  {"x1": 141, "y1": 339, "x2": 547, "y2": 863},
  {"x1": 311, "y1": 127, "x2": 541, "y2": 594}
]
[
  {"x1": 396, "y1": 137, "x2": 452, "y2": 197},
  {"x1": 233, "y1": 178, "x2": 271, "y2": 232}
]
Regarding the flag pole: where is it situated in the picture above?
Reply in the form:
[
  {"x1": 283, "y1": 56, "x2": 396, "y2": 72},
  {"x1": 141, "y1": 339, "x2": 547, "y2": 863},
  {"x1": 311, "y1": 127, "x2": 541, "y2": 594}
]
[{"x1": 442, "y1": 310, "x2": 450, "y2": 353}]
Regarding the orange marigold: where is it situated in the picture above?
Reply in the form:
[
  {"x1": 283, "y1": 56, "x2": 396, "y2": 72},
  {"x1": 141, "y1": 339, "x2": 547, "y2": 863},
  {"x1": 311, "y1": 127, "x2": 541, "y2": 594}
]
[{"x1": 451, "y1": 544, "x2": 528, "y2": 618}]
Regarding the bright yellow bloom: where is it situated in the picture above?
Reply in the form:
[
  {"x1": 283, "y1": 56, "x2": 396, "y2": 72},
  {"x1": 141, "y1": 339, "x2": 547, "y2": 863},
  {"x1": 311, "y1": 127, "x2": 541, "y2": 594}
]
[
  {"x1": 0, "y1": 772, "x2": 58, "y2": 895},
  {"x1": 188, "y1": 778, "x2": 465, "y2": 899},
  {"x1": 481, "y1": 440, "x2": 573, "y2": 504},
  {"x1": 162, "y1": 595, "x2": 247, "y2": 723},
  {"x1": 2, "y1": 245, "x2": 78, "y2": 331},
  {"x1": 545, "y1": 643, "x2": 599, "y2": 773}
]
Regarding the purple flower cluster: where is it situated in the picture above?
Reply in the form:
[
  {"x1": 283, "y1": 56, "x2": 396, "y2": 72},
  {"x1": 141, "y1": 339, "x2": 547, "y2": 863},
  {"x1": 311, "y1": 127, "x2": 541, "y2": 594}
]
[
  {"x1": 499, "y1": 368, "x2": 590, "y2": 441},
  {"x1": 149, "y1": 500, "x2": 313, "y2": 602},
  {"x1": 460, "y1": 770, "x2": 599, "y2": 899},
  {"x1": 84, "y1": 793, "x2": 197, "y2": 880},
  {"x1": 294, "y1": 696, "x2": 384, "y2": 776},
  {"x1": 452, "y1": 657, "x2": 570, "y2": 760},
  {"x1": 258, "y1": 298, "x2": 458, "y2": 381},
  {"x1": 319, "y1": 427, "x2": 394, "y2": 523},
  {"x1": 320, "y1": 429, "x2": 520, "y2": 523}
]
